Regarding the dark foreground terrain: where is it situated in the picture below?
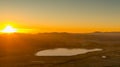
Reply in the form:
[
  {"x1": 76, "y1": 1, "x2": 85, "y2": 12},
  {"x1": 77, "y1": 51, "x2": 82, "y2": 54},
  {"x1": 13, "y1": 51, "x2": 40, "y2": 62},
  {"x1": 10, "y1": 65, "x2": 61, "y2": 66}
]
[{"x1": 0, "y1": 32, "x2": 120, "y2": 67}]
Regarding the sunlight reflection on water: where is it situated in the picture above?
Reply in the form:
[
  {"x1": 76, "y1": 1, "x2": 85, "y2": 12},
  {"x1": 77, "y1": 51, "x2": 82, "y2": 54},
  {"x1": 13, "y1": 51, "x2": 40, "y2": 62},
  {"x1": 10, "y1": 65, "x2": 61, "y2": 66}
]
[{"x1": 35, "y1": 48, "x2": 103, "y2": 56}]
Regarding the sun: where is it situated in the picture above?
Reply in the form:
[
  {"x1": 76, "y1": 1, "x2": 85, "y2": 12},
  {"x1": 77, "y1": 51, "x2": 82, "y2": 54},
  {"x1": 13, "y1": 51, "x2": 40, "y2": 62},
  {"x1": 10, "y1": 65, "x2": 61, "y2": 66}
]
[{"x1": 1, "y1": 25, "x2": 17, "y2": 33}]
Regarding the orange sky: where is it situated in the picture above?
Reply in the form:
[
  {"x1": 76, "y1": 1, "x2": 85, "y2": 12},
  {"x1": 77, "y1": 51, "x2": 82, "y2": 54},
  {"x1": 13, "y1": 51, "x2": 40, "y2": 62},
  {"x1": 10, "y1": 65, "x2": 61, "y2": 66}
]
[{"x1": 0, "y1": 0, "x2": 120, "y2": 33}]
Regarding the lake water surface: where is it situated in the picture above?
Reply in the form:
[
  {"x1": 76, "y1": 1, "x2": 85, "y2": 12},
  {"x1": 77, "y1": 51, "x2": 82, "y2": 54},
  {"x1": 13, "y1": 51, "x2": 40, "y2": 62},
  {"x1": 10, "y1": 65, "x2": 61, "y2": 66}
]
[{"x1": 35, "y1": 48, "x2": 103, "y2": 56}]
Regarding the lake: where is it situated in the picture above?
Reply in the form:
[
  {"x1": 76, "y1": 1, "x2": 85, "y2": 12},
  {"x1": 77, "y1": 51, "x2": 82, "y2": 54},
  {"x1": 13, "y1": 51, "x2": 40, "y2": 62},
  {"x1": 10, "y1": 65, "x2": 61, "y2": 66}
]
[{"x1": 35, "y1": 48, "x2": 103, "y2": 56}]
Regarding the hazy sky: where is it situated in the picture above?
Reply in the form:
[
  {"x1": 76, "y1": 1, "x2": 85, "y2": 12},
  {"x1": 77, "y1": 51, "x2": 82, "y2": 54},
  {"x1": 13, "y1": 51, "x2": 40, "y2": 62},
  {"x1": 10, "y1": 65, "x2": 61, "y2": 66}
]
[{"x1": 0, "y1": 0, "x2": 120, "y2": 33}]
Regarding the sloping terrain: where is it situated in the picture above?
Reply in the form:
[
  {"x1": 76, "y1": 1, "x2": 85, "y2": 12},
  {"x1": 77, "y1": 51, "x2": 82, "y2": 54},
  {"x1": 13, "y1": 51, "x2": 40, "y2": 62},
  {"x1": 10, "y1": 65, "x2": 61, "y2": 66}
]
[{"x1": 0, "y1": 32, "x2": 120, "y2": 67}]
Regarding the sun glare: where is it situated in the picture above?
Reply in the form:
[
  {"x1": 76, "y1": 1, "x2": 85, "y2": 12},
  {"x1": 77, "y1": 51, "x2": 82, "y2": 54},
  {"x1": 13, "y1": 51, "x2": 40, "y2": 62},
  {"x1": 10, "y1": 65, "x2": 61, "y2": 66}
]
[{"x1": 1, "y1": 25, "x2": 17, "y2": 33}]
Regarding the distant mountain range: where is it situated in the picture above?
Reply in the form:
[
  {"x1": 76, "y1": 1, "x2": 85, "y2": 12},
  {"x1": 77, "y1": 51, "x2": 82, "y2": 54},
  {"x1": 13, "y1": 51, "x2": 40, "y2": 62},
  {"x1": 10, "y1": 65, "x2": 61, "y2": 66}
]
[{"x1": 91, "y1": 32, "x2": 120, "y2": 36}]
